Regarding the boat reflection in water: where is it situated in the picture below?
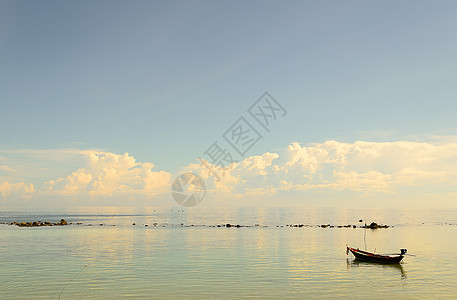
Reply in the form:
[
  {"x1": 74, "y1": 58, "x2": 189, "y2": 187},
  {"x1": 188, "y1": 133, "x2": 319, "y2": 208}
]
[{"x1": 346, "y1": 258, "x2": 407, "y2": 279}]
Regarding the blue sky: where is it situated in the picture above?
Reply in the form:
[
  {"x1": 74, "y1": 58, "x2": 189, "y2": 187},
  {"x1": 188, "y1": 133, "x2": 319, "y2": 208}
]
[{"x1": 1, "y1": 1, "x2": 457, "y2": 207}]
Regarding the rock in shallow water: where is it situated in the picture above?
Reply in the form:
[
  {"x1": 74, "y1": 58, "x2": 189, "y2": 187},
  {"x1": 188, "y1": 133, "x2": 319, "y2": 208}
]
[{"x1": 12, "y1": 219, "x2": 71, "y2": 227}]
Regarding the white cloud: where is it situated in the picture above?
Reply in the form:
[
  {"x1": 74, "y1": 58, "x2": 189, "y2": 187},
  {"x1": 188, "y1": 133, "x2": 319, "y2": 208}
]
[
  {"x1": 2, "y1": 140, "x2": 457, "y2": 207},
  {"x1": 331, "y1": 170, "x2": 393, "y2": 192},
  {"x1": 0, "y1": 181, "x2": 35, "y2": 199},
  {"x1": 46, "y1": 151, "x2": 172, "y2": 197},
  {"x1": 191, "y1": 140, "x2": 457, "y2": 202}
]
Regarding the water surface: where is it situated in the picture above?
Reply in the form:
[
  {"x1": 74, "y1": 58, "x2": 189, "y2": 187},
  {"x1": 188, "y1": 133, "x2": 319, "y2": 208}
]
[{"x1": 1, "y1": 207, "x2": 456, "y2": 299}]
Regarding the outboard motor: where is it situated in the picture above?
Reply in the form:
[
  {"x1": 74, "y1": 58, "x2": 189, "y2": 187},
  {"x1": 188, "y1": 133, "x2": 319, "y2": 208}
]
[{"x1": 400, "y1": 249, "x2": 407, "y2": 255}]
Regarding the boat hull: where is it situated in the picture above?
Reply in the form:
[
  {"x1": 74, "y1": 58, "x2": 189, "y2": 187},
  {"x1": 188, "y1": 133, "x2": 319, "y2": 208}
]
[{"x1": 347, "y1": 246, "x2": 403, "y2": 264}]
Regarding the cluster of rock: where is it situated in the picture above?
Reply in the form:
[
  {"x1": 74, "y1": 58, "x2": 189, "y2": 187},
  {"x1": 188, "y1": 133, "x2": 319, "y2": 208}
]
[
  {"x1": 317, "y1": 222, "x2": 389, "y2": 229},
  {"x1": 131, "y1": 222, "x2": 390, "y2": 228},
  {"x1": 9, "y1": 219, "x2": 72, "y2": 227},
  {"x1": 3, "y1": 219, "x2": 389, "y2": 229},
  {"x1": 222, "y1": 224, "x2": 242, "y2": 228},
  {"x1": 318, "y1": 224, "x2": 357, "y2": 228},
  {"x1": 364, "y1": 222, "x2": 389, "y2": 229},
  {"x1": 154, "y1": 223, "x2": 388, "y2": 228},
  {"x1": 173, "y1": 223, "x2": 249, "y2": 228}
]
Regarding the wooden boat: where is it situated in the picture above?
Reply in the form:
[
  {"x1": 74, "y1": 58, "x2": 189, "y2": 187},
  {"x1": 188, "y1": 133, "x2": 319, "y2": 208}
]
[{"x1": 346, "y1": 245, "x2": 406, "y2": 264}]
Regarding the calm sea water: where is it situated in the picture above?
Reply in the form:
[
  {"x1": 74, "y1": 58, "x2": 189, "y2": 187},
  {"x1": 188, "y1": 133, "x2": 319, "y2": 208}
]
[{"x1": 1, "y1": 207, "x2": 457, "y2": 299}]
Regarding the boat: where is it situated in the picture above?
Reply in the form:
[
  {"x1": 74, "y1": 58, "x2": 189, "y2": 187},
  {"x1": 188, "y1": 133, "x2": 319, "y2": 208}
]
[{"x1": 346, "y1": 245, "x2": 406, "y2": 264}]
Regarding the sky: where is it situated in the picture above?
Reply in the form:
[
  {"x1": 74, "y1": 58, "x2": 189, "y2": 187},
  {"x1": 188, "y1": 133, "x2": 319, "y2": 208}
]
[{"x1": 1, "y1": 0, "x2": 457, "y2": 209}]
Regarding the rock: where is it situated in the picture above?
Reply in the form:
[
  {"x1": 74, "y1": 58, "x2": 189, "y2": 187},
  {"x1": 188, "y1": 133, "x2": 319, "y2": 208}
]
[
  {"x1": 368, "y1": 222, "x2": 379, "y2": 229},
  {"x1": 365, "y1": 222, "x2": 388, "y2": 229},
  {"x1": 226, "y1": 224, "x2": 231, "y2": 228},
  {"x1": 12, "y1": 219, "x2": 73, "y2": 227},
  {"x1": 19, "y1": 221, "x2": 48, "y2": 226},
  {"x1": 132, "y1": 223, "x2": 136, "y2": 225},
  {"x1": 353, "y1": 225, "x2": 356, "y2": 228}
]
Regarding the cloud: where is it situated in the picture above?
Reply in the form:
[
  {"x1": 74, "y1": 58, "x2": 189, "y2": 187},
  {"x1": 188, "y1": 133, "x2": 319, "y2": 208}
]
[
  {"x1": 191, "y1": 140, "x2": 457, "y2": 202},
  {"x1": 281, "y1": 140, "x2": 457, "y2": 190},
  {"x1": 2, "y1": 140, "x2": 457, "y2": 207},
  {"x1": 0, "y1": 181, "x2": 35, "y2": 199},
  {"x1": 331, "y1": 171, "x2": 393, "y2": 192},
  {"x1": 46, "y1": 151, "x2": 172, "y2": 197}
]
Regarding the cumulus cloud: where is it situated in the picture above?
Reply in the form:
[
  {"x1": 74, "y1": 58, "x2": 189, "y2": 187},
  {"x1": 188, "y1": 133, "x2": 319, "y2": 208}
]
[
  {"x1": 190, "y1": 140, "x2": 457, "y2": 200},
  {"x1": 46, "y1": 151, "x2": 172, "y2": 197},
  {"x1": 2, "y1": 140, "x2": 457, "y2": 207},
  {"x1": 0, "y1": 181, "x2": 35, "y2": 199}
]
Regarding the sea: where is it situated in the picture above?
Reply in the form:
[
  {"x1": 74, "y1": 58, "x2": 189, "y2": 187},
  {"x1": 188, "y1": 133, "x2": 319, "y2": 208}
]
[{"x1": 1, "y1": 206, "x2": 457, "y2": 299}]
